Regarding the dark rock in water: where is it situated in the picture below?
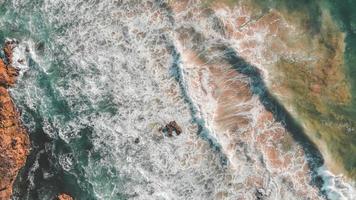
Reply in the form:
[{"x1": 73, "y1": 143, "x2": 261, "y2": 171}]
[
  {"x1": 36, "y1": 41, "x2": 45, "y2": 52},
  {"x1": 170, "y1": 121, "x2": 182, "y2": 135},
  {"x1": 134, "y1": 137, "x2": 140, "y2": 144},
  {"x1": 17, "y1": 59, "x2": 24, "y2": 64},
  {"x1": 160, "y1": 121, "x2": 182, "y2": 137},
  {"x1": 255, "y1": 188, "x2": 267, "y2": 200}
]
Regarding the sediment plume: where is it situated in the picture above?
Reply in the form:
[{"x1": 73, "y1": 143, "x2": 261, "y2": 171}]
[{"x1": 0, "y1": 40, "x2": 30, "y2": 200}]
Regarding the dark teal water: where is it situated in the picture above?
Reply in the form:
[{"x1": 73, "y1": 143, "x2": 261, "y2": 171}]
[
  {"x1": 0, "y1": 1, "x2": 123, "y2": 199},
  {"x1": 327, "y1": 0, "x2": 356, "y2": 108}
]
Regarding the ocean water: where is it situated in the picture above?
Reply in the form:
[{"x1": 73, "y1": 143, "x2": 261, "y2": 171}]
[
  {"x1": 3, "y1": 1, "x2": 231, "y2": 199},
  {"x1": 0, "y1": 0, "x2": 354, "y2": 199}
]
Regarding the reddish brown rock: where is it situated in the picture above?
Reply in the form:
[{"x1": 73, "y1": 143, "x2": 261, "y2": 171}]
[
  {"x1": 57, "y1": 193, "x2": 73, "y2": 200},
  {"x1": 3, "y1": 40, "x2": 16, "y2": 65},
  {"x1": 0, "y1": 41, "x2": 30, "y2": 200},
  {"x1": 160, "y1": 121, "x2": 182, "y2": 137}
]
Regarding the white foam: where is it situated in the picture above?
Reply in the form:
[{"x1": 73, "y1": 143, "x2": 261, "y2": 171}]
[{"x1": 318, "y1": 166, "x2": 356, "y2": 200}]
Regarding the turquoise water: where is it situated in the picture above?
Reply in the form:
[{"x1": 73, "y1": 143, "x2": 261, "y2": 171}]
[
  {"x1": 1, "y1": 1, "x2": 233, "y2": 199},
  {"x1": 0, "y1": 0, "x2": 355, "y2": 199},
  {"x1": 0, "y1": 1, "x2": 109, "y2": 199},
  {"x1": 0, "y1": 1, "x2": 132, "y2": 199}
]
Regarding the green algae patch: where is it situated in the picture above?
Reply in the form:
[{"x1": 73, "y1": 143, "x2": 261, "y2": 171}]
[
  {"x1": 267, "y1": 7, "x2": 356, "y2": 179},
  {"x1": 272, "y1": 55, "x2": 356, "y2": 177}
]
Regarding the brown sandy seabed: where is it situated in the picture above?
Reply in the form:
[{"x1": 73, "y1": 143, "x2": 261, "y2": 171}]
[{"x1": 162, "y1": 0, "x2": 355, "y2": 197}]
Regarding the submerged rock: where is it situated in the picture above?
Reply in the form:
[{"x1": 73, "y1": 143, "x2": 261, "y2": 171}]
[
  {"x1": 0, "y1": 40, "x2": 30, "y2": 200},
  {"x1": 134, "y1": 137, "x2": 140, "y2": 144},
  {"x1": 255, "y1": 188, "x2": 267, "y2": 200}
]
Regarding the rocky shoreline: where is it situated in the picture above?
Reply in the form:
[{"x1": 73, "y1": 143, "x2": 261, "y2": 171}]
[{"x1": 0, "y1": 41, "x2": 30, "y2": 200}]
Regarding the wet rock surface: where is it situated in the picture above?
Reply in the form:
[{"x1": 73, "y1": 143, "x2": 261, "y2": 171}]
[
  {"x1": 134, "y1": 137, "x2": 140, "y2": 144},
  {"x1": 160, "y1": 121, "x2": 182, "y2": 137},
  {"x1": 57, "y1": 193, "x2": 74, "y2": 200},
  {"x1": 0, "y1": 40, "x2": 30, "y2": 200}
]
